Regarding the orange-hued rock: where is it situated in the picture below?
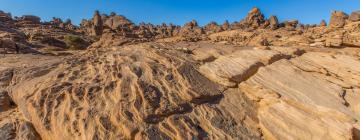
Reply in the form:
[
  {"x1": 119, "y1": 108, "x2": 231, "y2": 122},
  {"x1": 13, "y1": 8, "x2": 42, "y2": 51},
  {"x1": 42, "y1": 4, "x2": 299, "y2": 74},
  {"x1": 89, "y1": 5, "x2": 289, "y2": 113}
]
[
  {"x1": 238, "y1": 53, "x2": 360, "y2": 140},
  {"x1": 1, "y1": 7, "x2": 360, "y2": 140},
  {"x1": 329, "y1": 11, "x2": 349, "y2": 28},
  {"x1": 199, "y1": 49, "x2": 290, "y2": 87}
]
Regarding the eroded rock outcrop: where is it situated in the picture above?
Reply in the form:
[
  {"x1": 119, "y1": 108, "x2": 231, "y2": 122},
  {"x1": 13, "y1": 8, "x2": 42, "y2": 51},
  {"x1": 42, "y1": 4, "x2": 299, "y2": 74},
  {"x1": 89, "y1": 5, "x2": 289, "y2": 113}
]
[
  {"x1": 268, "y1": 15, "x2": 279, "y2": 29},
  {"x1": 244, "y1": 7, "x2": 266, "y2": 29},
  {"x1": 320, "y1": 19, "x2": 327, "y2": 26},
  {"x1": 103, "y1": 13, "x2": 133, "y2": 30},
  {"x1": 92, "y1": 10, "x2": 103, "y2": 36},
  {"x1": 199, "y1": 49, "x2": 293, "y2": 87},
  {"x1": 349, "y1": 11, "x2": 360, "y2": 22},
  {"x1": 239, "y1": 52, "x2": 360, "y2": 139},
  {"x1": 16, "y1": 15, "x2": 41, "y2": 27},
  {"x1": 204, "y1": 22, "x2": 223, "y2": 34},
  {"x1": 5, "y1": 43, "x2": 269, "y2": 140},
  {"x1": 0, "y1": 10, "x2": 12, "y2": 23},
  {"x1": 1, "y1": 7, "x2": 360, "y2": 140},
  {"x1": 329, "y1": 11, "x2": 349, "y2": 28}
]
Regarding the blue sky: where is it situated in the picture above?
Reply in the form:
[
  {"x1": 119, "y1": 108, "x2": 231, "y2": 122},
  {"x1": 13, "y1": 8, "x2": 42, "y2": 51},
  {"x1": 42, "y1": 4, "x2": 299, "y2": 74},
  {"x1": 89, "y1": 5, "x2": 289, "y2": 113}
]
[{"x1": 0, "y1": 0, "x2": 359, "y2": 26}]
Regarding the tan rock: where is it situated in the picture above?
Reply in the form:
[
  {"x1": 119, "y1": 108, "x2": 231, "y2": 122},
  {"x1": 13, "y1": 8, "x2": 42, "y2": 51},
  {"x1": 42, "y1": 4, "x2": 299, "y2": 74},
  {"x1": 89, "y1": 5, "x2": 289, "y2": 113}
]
[
  {"x1": 310, "y1": 42, "x2": 325, "y2": 47},
  {"x1": 259, "y1": 100, "x2": 357, "y2": 140},
  {"x1": 240, "y1": 60, "x2": 354, "y2": 116},
  {"x1": 283, "y1": 20, "x2": 298, "y2": 29},
  {"x1": 345, "y1": 88, "x2": 360, "y2": 116},
  {"x1": 268, "y1": 15, "x2": 279, "y2": 29},
  {"x1": 291, "y1": 52, "x2": 360, "y2": 87},
  {"x1": 269, "y1": 46, "x2": 305, "y2": 56},
  {"x1": 329, "y1": 11, "x2": 349, "y2": 28},
  {"x1": 92, "y1": 10, "x2": 103, "y2": 36},
  {"x1": 245, "y1": 7, "x2": 266, "y2": 28},
  {"x1": 239, "y1": 55, "x2": 360, "y2": 139},
  {"x1": 8, "y1": 45, "x2": 230, "y2": 140},
  {"x1": 18, "y1": 15, "x2": 41, "y2": 26},
  {"x1": 326, "y1": 34, "x2": 343, "y2": 47},
  {"x1": 104, "y1": 14, "x2": 133, "y2": 30},
  {"x1": 204, "y1": 22, "x2": 223, "y2": 34},
  {"x1": 0, "y1": 11, "x2": 12, "y2": 22},
  {"x1": 0, "y1": 90, "x2": 12, "y2": 112},
  {"x1": 208, "y1": 30, "x2": 255, "y2": 45},
  {"x1": 349, "y1": 11, "x2": 360, "y2": 22},
  {"x1": 17, "y1": 121, "x2": 42, "y2": 140},
  {"x1": 221, "y1": 20, "x2": 230, "y2": 31},
  {"x1": 199, "y1": 49, "x2": 289, "y2": 87},
  {"x1": 319, "y1": 19, "x2": 327, "y2": 26}
]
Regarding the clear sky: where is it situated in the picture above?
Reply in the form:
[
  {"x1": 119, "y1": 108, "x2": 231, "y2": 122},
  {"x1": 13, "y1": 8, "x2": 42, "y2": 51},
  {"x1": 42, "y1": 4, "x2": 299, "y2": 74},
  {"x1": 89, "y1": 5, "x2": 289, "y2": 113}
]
[{"x1": 0, "y1": 0, "x2": 359, "y2": 26}]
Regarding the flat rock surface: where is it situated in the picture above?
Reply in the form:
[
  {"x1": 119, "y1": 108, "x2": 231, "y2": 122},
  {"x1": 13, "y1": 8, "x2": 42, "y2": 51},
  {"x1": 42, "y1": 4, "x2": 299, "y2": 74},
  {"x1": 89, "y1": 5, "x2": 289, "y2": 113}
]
[
  {"x1": 199, "y1": 49, "x2": 290, "y2": 87},
  {"x1": 239, "y1": 52, "x2": 360, "y2": 140}
]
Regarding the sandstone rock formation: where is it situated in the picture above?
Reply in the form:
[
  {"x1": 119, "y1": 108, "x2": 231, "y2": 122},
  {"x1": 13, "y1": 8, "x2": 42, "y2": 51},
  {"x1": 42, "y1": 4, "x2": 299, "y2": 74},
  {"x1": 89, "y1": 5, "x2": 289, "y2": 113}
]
[
  {"x1": 1, "y1": 7, "x2": 360, "y2": 140},
  {"x1": 283, "y1": 20, "x2": 299, "y2": 30},
  {"x1": 103, "y1": 13, "x2": 133, "y2": 30},
  {"x1": 16, "y1": 15, "x2": 41, "y2": 27},
  {"x1": 329, "y1": 11, "x2": 349, "y2": 28},
  {"x1": 0, "y1": 10, "x2": 12, "y2": 22},
  {"x1": 244, "y1": 7, "x2": 266, "y2": 29},
  {"x1": 92, "y1": 10, "x2": 103, "y2": 36},
  {"x1": 240, "y1": 52, "x2": 360, "y2": 139},
  {"x1": 268, "y1": 15, "x2": 279, "y2": 29},
  {"x1": 221, "y1": 20, "x2": 230, "y2": 31},
  {"x1": 204, "y1": 22, "x2": 223, "y2": 34},
  {"x1": 177, "y1": 20, "x2": 204, "y2": 41},
  {"x1": 320, "y1": 19, "x2": 327, "y2": 26},
  {"x1": 349, "y1": 11, "x2": 360, "y2": 22}
]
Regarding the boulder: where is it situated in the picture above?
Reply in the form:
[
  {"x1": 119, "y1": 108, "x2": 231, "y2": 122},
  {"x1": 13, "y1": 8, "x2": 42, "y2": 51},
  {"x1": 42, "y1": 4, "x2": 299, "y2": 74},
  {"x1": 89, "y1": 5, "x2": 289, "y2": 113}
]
[
  {"x1": 268, "y1": 15, "x2": 279, "y2": 29},
  {"x1": 18, "y1": 15, "x2": 41, "y2": 26},
  {"x1": 91, "y1": 10, "x2": 103, "y2": 36},
  {"x1": 320, "y1": 19, "x2": 327, "y2": 26},
  {"x1": 329, "y1": 11, "x2": 349, "y2": 28},
  {"x1": 222, "y1": 20, "x2": 230, "y2": 30},
  {"x1": 244, "y1": 7, "x2": 266, "y2": 28},
  {"x1": 103, "y1": 14, "x2": 133, "y2": 30},
  {"x1": 50, "y1": 17, "x2": 62, "y2": 26},
  {"x1": 283, "y1": 20, "x2": 298, "y2": 29},
  {"x1": 204, "y1": 22, "x2": 223, "y2": 34},
  {"x1": 179, "y1": 20, "x2": 204, "y2": 41},
  {"x1": 349, "y1": 11, "x2": 360, "y2": 22}
]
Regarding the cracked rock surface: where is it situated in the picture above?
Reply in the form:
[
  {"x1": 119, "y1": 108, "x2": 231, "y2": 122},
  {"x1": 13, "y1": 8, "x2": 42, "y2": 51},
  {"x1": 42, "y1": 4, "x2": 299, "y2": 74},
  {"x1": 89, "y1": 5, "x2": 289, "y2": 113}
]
[
  {"x1": 1, "y1": 7, "x2": 360, "y2": 140},
  {"x1": 1, "y1": 42, "x2": 360, "y2": 140}
]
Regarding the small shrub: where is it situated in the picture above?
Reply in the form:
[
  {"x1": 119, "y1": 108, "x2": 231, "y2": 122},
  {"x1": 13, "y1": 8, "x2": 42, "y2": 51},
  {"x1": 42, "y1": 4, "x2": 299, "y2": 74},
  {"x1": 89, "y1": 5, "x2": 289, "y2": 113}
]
[{"x1": 64, "y1": 35, "x2": 87, "y2": 50}]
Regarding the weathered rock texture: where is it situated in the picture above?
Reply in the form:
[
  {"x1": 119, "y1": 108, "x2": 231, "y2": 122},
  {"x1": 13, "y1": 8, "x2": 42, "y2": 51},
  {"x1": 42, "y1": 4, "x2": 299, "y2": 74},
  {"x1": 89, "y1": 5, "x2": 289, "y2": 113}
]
[
  {"x1": 1, "y1": 7, "x2": 360, "y2": 140},
  {"x1": 329, "y1": 11, "x2": 349, "y2": 28}
]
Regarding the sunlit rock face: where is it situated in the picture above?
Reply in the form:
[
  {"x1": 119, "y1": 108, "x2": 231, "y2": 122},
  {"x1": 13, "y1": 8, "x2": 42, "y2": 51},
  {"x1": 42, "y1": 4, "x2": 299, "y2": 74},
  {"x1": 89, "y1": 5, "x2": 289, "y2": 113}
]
[{"x1": 1, "y1": 7, "x2": 360, "y2": 140}]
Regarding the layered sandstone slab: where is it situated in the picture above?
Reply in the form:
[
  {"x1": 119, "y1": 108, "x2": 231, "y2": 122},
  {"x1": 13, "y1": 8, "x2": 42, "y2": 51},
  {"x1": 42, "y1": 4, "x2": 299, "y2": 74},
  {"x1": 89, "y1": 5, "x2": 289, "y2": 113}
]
[
  {"x1": 239, "y1": 52, "x2": 360, "y2": 140},
  {"x1": 7, "y1": 44, "x2": 263, "y2": 140},
  {"x1": 199, "y1": 49, "x2": 291, "y2": 87}
]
